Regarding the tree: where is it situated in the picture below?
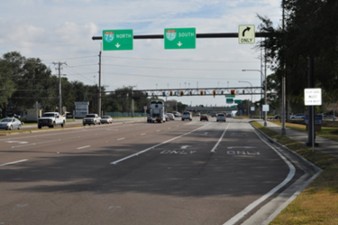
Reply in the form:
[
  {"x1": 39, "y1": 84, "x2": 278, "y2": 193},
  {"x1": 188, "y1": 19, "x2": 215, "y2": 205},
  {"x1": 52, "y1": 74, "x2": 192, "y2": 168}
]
[
  {"x1": 258, "y1": 0, "x2": 338, "y2": 113},
  {"x1": 0, "y1": 60, "x2": 16, "y2": 117}
]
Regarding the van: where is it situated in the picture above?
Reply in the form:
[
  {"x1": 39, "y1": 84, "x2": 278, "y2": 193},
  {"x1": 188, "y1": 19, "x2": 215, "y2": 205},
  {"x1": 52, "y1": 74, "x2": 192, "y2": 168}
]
[{"x1": 182, "y1": 111, "x2": 192, "y2": 121}]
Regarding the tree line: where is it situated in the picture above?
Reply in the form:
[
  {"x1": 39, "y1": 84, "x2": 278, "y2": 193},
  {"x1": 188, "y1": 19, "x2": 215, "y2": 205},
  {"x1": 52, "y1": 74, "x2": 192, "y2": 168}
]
[
  {"x1": 258, "y1": 0, "x2": 338, "y2": 115},
  {"x1": 0, "y1": 51, "x2": 156, "y2": 118}
]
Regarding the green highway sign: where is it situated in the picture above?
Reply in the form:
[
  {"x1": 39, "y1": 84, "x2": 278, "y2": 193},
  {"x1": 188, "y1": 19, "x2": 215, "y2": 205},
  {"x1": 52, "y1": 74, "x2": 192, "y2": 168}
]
[
  {"x1": 234, "y1": 99, "x2": 242, "y2": 104},
  {"x1": 226, "y1": 98, "x2": 234, "y2": 104},
  {"x1": 164, "y1": 28, "x2": 196, "y2": 49},
  {"x1": 102, "y1": 29, "x2": 133, "y2": 51}
]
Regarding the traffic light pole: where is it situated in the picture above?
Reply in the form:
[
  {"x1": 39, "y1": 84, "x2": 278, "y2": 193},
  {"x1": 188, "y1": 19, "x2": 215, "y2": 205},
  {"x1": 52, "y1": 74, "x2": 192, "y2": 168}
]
[{"x1": 92, "y1": 32, "x2": 272, "y2": 40}]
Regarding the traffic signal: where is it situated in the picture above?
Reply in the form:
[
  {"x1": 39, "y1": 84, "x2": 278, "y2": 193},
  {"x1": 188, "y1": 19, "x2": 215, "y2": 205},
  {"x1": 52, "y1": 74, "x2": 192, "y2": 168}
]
[
  {"x1": 200, "y1": 90, "x2": 204, "y2": 95},
  {"x1": 230, "y1": 89, "x2": 236, "y2": 95},
  {"x1": 213, "y1": 90, "x2": 216, "y2": 97},
  {"x1": 180, "y1": 91, "x2": 184, "y2": 96}
]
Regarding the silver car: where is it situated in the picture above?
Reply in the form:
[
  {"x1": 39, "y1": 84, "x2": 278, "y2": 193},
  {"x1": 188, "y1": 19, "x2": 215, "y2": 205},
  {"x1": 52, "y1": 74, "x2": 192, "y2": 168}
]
[
  {"x1": 100, "y1": 115, "x2": 113, "y2": 124},
  {"x1": 216, "y1": 113, "x2": 226, "y2": 122},
  {"x1": 0, "y1": 117, "x2": 23, "y2": 130}
]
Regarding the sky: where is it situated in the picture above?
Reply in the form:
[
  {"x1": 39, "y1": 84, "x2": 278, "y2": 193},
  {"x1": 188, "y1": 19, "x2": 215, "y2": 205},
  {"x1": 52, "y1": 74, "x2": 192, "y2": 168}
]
[{"x1": 0, "y1": 0, "x2": 282, "y2": 107}]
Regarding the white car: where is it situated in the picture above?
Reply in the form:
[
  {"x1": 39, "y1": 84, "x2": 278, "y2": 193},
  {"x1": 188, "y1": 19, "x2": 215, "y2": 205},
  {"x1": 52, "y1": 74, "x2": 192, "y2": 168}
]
[
  {"x1": 216, "y1": 113, "x2": 226, "y2": 122},
  {"x1": 83, "y1": 113, "x2": 101, "y2": 126},
  {"x1": 0, "y1": 117, "x2": 23, "y2": 130},
  {"x1": 182, "y1": 111, "x2": 192, "y2": 121},
  {"x1": 100, "y1": 115, "x2": 113, "y2": 124}
]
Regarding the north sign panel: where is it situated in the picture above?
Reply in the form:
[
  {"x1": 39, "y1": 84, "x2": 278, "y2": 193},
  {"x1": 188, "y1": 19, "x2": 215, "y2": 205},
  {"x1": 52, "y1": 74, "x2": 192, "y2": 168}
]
[{"x1": 102, "y1": 29, "x2": 133, "y2": 51}]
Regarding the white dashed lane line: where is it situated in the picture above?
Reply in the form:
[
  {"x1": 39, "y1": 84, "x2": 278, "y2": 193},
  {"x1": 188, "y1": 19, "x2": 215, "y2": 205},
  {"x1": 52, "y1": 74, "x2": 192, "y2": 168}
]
[{"x1": 0, "y1": 159, "x2": 28, "y2": 167}]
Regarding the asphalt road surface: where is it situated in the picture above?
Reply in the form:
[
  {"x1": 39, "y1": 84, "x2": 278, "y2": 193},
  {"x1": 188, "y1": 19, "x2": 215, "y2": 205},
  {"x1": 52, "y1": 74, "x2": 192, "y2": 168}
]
[{"x1": 0, "y1": 118, "x2": 304, "y2": 225}]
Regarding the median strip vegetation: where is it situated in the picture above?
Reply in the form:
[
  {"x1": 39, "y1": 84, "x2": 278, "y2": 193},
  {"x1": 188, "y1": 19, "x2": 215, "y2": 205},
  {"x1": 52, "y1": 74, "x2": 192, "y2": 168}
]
[{"x1": 251, "y1": 121, "x2": 338, "y2": 225}]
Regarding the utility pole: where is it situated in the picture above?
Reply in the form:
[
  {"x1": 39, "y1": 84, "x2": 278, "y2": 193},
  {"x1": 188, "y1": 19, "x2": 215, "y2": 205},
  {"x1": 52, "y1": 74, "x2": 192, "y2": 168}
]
[
  {"x1": 281, "y1": 0, "x2": 287, "y2": 135},
  {"x1": 53, "y1": 62, "x2": 67, "y2": 114},
  {"x1": 98, "y1": 51, "x2": 102, "y2": 116}
]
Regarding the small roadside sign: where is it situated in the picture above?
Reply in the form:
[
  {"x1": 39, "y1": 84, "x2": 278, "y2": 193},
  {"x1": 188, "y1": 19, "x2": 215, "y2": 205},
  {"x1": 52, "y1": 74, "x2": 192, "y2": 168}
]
[
  {"x1": 164, "y1": 28, "x2": 196, "y2": 49},
  {"x1": 102, "y1": 29, "x2": 133, "y2": 51},
  {"x1": 304, "y1": 88, "x2": 322, "y2": 106},
  {"x1": 238, "y1": 25, "x2": 255, "y2": 44}
]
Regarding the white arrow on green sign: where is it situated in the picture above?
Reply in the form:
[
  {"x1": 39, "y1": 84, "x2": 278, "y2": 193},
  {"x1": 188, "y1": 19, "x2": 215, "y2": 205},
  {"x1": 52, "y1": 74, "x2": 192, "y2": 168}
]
[
  {"x1": 102, "y1": 29, "x2": 133, "y2": 51},
  {"x1": 164, "y1": 28, "x2": 196, "y2": 49}
]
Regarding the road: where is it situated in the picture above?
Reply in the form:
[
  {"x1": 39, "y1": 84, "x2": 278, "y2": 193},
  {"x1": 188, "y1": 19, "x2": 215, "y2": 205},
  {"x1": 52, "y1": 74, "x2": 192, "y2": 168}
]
[{"x1": 0, "y1": 118, "x2": 303, "y2": 225}]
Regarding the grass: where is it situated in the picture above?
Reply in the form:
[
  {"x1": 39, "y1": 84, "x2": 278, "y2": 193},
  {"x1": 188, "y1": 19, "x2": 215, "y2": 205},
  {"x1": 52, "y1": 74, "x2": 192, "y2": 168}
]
[{"x1": 251, "y1": 121, "x2": 338, "y2": 225}]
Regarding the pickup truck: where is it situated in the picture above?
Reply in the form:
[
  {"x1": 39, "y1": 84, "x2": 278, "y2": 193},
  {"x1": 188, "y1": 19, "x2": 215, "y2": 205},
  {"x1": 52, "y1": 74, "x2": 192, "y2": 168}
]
[
  {"x1": 38, "y1": 112, "x2": 66, "y2": 129},
  {"x1": 83, "y1": 113, "x2": 101, "y2": 126}
]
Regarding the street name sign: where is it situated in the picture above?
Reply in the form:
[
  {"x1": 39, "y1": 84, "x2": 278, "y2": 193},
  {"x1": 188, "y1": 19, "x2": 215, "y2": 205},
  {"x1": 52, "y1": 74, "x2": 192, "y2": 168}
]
[
  {"x1": 304, "y1": 88, "x2": 322, "y2": 106},
  {"x1": 164, "y1": 28, "x2": 196, "y2": 49},
  {"x1": 238, "y1": 25, "x2": 255, "y2": 44},
  {"x1": 102, "y1": 29, "x2": 133, "y2": 51}
]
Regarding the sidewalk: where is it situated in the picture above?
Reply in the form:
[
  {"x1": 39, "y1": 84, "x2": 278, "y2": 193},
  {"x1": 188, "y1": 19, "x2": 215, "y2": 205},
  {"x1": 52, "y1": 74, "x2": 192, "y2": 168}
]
[{"x1": 258, "y1": 120, "x2": 338, "y2": 158}]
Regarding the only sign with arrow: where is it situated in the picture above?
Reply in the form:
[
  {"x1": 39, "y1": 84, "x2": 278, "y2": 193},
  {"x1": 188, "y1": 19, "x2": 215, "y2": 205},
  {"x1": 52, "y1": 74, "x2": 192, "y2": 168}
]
[{"x1": 238, "y1": 25, "x2": 255, "y2": 44}]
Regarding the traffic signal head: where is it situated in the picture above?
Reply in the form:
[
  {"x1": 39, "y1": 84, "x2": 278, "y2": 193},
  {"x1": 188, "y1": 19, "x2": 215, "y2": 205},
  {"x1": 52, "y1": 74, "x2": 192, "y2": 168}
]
[{"x1": 230, "y1": 89, "x2": 236, "y2": 95}]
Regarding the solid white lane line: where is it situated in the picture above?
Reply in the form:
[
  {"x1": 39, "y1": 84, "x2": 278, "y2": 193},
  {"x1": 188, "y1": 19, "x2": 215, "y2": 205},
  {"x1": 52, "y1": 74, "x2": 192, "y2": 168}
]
[
  {"x1": 210, "y1": 123, "x2": 230, "y2": 153},
  {"x1": 77, "y1": 145, "x2": 91, "y2": 150},
  {"x1": 223, "y1": 128, "x2": 296, "y2": 225},
  {"x1": 0, "y1": 159, "x2": 28, "y2": 167},
  {"x1": 117, "y1": 137, "x2": 125, "y2": 141},
  {"x1": 110, "y1": 125, "x2": 206, "y2": 165}
]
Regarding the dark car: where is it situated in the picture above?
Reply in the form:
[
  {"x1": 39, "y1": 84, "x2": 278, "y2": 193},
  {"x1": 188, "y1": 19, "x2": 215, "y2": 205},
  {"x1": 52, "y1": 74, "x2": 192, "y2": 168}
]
[{"x1": 200, "y1": 114, "x2": 209, "y2": 121}]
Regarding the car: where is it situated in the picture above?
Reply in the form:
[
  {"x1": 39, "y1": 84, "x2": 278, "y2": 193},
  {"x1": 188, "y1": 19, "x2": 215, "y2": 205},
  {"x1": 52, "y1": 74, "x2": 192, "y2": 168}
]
[
  {"x1": 173, "y1": 111, "x2": 181, "y2": 117},
  {"x1": 83, "y1": 113, "x2": 101, "y2": 126},
  {"x1": 290, "y1": 113, "x2": 305, "y2": 120},
  {"x1": 100, "y1": 115, "x2": 113, "y2": 124},
  {"x1": 181, "y1": 111, "x2": 192, "y2": 121},
  {"x1": 216, "y1": 113, "x2": 226, "y2": 122},
  {"x1": 0, "y1": 117, "x2": 23, "y2": 130},
  {"x1": 166, "y1": 113, "x2": 175, "y2": 120},
  {"x1": 200, "y1": 114, "x2": 209, "y2": 121}
]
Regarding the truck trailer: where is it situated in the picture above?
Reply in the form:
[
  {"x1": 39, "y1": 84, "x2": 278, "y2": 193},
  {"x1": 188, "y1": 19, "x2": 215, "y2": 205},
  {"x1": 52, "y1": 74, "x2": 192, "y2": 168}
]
[{"x1": 147, "y1": 100, "x2": 166, "y2": 123}]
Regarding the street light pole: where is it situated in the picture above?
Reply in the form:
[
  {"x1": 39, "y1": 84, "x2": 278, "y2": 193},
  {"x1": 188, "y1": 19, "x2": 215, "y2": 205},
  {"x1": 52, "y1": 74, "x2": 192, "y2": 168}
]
[
  {"x1": 239, "y1": 80, "x2": 253, "y2": 117},
  {"x1": 242, "y1": 69, "x2": 267, "y2": 126}
]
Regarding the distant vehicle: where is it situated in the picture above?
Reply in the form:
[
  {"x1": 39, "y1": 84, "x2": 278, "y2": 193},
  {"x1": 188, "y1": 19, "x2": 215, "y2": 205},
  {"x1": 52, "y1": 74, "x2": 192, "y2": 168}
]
[
  {"x1": 173, "y1": 111, "x2": 181, "y2": 117},
  {"x1": 0, "y1": 117, "x2": 23, "y2": 130},
  {"x1": 166, "y1": 113, "x2": 175, "y2": 120},
  {"x1": 83, "y1": 113, "x2": 101, "y2": 126},
  {"x1": 290, "y1": 114, "x2": 305, "y2": 120},
  {"x1": 38, "y1": 112, "x2": 65, "y2": 129},
  {"x1": 100, "y1": 115, "x2": 113, "y2": 124},
  {"x1": 182, "y1": 111, "x2": 192, "y2": 121},
  {"x1": 216, "y1": 113, "x2": 226, "y2": 122},
  {"x1": 200, "y1": 114, "x2": 209, "y2": 121},
  {"x1": 147, "y1": 100, "x2": 166, "y2": 123}
]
